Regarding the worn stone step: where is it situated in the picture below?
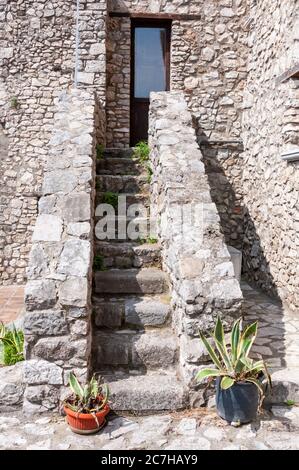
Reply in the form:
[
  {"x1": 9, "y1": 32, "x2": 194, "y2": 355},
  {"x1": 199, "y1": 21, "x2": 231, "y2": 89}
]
[
  {"x1": 96, "y1": 174, "x2": 149, "y2": 193},
  {"x1": 94, "y1": 241, "x2": 161, "y2": 269},
  {"x1": 94, "y1": 216, "x2": 150, "y2": 242},
  {"x1": 96, "y1": 158, "x2": 144, "y2": 176},
  {"x1": 93, "y1": 329, "x2": 178, "y2": 370},
  {"x1": 95, "y1": 192, "x2": 149, "y2": 212},
  {"x1": 93, "y1": 294, "x2": 171, "y2": 329},
  {"x1": 94, "y1": 268, "x2": 168, "y2": 294},
  {"x1": 103, "y1": 148, "x2": 134, "y2": 159},
  {"x1": 99, "y1": 372, "x2": 187, "y2": 412}
]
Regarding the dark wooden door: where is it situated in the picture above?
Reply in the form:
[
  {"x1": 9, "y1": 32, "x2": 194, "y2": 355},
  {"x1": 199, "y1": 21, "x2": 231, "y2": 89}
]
[{"x1": 130, "y1": 20, "x2": 171, "y2": 146}]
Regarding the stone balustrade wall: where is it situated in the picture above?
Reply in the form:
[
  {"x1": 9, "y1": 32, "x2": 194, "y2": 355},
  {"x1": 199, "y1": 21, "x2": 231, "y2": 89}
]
[
  {"x1": 23, "y1": 89, "x2": 96, "y2": 412},
  {"x1": 149, "y1": 91, "x2": 243, "y2": 403}
]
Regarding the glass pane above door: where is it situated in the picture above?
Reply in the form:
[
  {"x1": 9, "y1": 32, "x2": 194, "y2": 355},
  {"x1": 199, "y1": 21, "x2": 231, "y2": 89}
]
[{"x1": 134, "y1": 27, "x2": 168, "y2": 99}]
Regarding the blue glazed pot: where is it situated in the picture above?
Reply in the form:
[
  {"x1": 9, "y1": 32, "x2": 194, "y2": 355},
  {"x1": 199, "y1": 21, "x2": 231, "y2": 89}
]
[{"x1": 216, "y1": 377, "x2": 259, "y2": 424}]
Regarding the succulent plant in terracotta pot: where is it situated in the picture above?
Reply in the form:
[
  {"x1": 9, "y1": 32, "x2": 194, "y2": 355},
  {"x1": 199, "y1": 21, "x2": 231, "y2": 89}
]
[
  {"x1": 63, "y1": 372, "x2": 110, "y2": 435},
  {"x1": 196, "y1": 317, "x2": 272, "y2": 426}
]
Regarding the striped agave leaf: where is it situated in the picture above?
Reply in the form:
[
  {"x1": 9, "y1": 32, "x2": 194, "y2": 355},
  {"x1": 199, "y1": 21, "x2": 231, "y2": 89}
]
[
  {"x1": 213, "y1": 317, "x2": 232, "y2": 371},
  {"x1": 69, "y1": 372, "x2": 84, "y2": 399}
]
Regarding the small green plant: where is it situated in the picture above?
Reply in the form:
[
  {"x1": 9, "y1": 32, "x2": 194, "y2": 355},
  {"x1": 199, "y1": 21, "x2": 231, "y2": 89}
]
[
  {"x1": 133, "y1": 141, "x2": 150, "y2": 163},
  {"x1": 10, "y1": 97, "x2": 19, "y2": 109},
  {"x1": 146, "y1": 236, "x2": 158, "y2": 244},
  {"x1": 138, "y1": 236, "x2": 158, "y2": 245},
  {"x1": 133, "y1": 141, "x2": 153, "y2": 183},
  {"x1": 0, "y1": 322, "x2": 24, "y2": 366},
  {"x1": 196, "y1": 317, "x2": 271, "y2": 402},
  {"x1": 102, "y1": 191, "x2": 119, "y2": 209},
  {"x1": 147, "y1": 165, "x2": 153, "y2": 183},
  {"x1": 96, "y1": 143, "x2": 105, "y2": 160},
  {"x1": 64, "y1": 372, "x2": 109, "y2": 416},
  {"x1": 93, "y1": 254, "x2": 106, "y2": 271},
  {"x1": 285, "y1": 400, "x2": 296, "y2": 407}
]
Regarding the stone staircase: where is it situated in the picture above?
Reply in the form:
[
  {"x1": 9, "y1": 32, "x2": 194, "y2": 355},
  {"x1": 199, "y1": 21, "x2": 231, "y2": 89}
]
[{"x1": 92, "y1": 148, "x2": 187, "y2": 412}]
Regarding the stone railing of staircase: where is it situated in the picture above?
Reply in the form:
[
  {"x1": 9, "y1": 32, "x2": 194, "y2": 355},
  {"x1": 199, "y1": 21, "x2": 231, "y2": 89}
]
[
  {"x1": 23, "y1": 88, "x2": 98, "y2": 412},
  {"x1": 149, "y1": 91, "x2": 244, "y2": 405}
]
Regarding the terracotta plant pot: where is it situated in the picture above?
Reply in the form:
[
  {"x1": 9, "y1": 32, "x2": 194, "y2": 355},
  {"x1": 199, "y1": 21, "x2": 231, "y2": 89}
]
[{"x1": 64, "y1": 402, "x2": 110, "y2": 435}]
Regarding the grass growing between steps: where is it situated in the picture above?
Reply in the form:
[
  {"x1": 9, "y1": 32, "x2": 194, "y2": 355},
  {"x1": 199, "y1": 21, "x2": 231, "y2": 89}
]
[
  {"x1": 138, "y1": 236, "x2": 158, "y2": 245},
  {"x1": 93, "y1": 255, "x2": 107, "y2": 271},
  {"x1": 133, "y1": 141, "x2": 153, "y2": 183},
  {"x1": 101, "y1": 191, "x2": 119, "y2": 209},
  {"x1": 96, "y1": 143, "x2": 105, "y2": 160}
]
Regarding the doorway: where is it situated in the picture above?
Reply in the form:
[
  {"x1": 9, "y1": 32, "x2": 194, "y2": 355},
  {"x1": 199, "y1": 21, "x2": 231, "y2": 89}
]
[{"x1": 130, "y1": 19, "x2": 171, "y2": 146}]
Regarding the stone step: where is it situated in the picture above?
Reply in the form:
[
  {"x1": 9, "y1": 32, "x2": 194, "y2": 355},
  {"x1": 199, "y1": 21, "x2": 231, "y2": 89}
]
[
  {"x1": 99, "y1": 372, "x2": 187, "y2": 412},
  {"x1": 96, "y1": 158, "x2": 144, "y2": 176},
  {"x1": 95, "y1": 192, "x2": 149, "y2": 212},
  {"x1": 94, "y1": 241, "x2": 161, "y2": 269},
  {"x1": 93, "y1": 329, "x2": 178, "y2": 370},
  {"x1": 96, "y1": 174, "x2": 149, "y2": 193},
  {"x1": 103, "y1": 148, "x2": 134, "y2": 159},
  {"x1": 94, "y1": 268, "x2": 168, "y2": 295},
  {"x1": 94, "y1": 216, "x2": 151, "y2": 242},
  {"x1": 93, "y1": 294, "x2": 170, "y2": 328}
]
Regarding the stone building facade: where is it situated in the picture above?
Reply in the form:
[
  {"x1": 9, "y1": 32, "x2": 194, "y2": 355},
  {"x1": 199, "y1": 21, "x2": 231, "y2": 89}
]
[
  {"x1": 242, "y1": 0, "x2": 299, "y2": 311},
  {"x1": 0, "y1": 0, "x2": 107, "y2": 285},
  {"x1": 0, "y1": 0, "x2": 298, "y2": 410}
]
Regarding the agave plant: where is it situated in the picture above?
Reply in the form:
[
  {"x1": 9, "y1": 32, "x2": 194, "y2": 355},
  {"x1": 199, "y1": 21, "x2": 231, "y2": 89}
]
[
  {"x1": 64, "y1": 372, "x2": 109, "y2": 416},
  {"x1": 196, "y1": 317, "x2": 271, "y2": 398},
  {"x1": 0, "y1": 322, "x2": 24, "y2": 366}
]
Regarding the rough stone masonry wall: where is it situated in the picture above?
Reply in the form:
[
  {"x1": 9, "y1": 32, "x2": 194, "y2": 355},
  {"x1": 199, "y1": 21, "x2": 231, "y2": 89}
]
[
  {"x1": 149, "y1": 92, "x2": 243, "y2": 403},
  {"x1": 107, "y1": 0, "x2": 249, "y2": 248},
  {"x1": 106, "y1": 0, "x2": 249, "y2": 247},
  {"x1": 23, "y1": 89, "x2": 96, "y2": 412},
  {"x1": 241, "y1": 0, "x2": 299, "y2": 311},
  {"x1": 0, "y1": 0, "x2": 107, "y2": 285}
]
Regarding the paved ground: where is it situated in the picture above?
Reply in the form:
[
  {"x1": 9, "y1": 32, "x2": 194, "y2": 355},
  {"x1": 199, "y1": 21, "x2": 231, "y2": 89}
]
[
  {"x1": 0, "y1": 281, "x2": 298, "y2": 450},
  {"x1": 0, "y1": 406, "x2": 299, "y2": 450},
  {"x1": 0, "y1": 285, "x2": 24, "y2": 325},
  {"x1": 242, "y1": 281, "x2": 299, "y2": 373}
]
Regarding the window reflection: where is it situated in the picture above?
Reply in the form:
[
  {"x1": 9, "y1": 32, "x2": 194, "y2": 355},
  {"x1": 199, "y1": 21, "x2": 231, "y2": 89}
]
[{"x1": 134, "y1": 27, "x2": 168, "y2": 99}]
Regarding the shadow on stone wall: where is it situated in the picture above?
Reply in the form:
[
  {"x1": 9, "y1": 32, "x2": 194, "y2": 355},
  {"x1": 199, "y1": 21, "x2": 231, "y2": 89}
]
[{"x1": 196, "y1": 134, "x2": 288, "y2": 384}]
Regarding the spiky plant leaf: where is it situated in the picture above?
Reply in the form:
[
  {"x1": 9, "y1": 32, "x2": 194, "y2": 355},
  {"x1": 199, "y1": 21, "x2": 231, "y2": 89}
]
[
  {"x1": 220, "y1": 376, "x2": 235, "y2": 390},
  {"x1": 90, "y1": 376, "x2": 99, "y2": 398},
  {"x1": 196, "y1": 368, "x2": 223, "y2": 382},
  {"x1": 245, "y1": 377, "x2": 264, "y2": 397},
  {"x1": 231, "y1": 318, "x2": 241, "y2": 363},
  {"x1": 97, "y1": 383, "x2": 110, "y2": 410},
  {"x1": 238, "y1": 321, "x2": 258, "y2": 358},
  {"x1": 199, "y1": 331, "x2": 222, "y2": 370},
  {"x1": 213, "y1": 317, "x2": 232, "y2": 371},
  {"x1": 69, "y1": 372, "x2": 84, "y2": 399}
]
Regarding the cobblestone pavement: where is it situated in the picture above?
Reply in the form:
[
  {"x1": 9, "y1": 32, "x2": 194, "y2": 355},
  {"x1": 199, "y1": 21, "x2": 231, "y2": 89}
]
[
  {"x1": 0, "y1": 407, "x2": 299, "y2": 450},
  {"x1": 242, "y1": 281, "x2": 299, "y2": 373},
  {"x1": 0, "y1": 285, "x2": 24, "y2": 325}
]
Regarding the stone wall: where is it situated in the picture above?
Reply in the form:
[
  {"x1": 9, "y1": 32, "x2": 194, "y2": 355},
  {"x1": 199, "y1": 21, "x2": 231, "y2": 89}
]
[
  {"x1": 200, "y1": 140, "x2": 244, "y2": 250},
  {"x1": 149, "y1": 91, "x2": 243, "y2": 402},
  {"x1": 241, "y1": 0, "x2": 299, "y2": 311},
  {"x1": 105, "y1": 0, "x2": 248, "y2": 249},
  {"x1": 0, "y1": 0, "x2": 107, "y2": 285},
  {"x1": 23, "y1": 89, "x2": 96, "y2": 412},
  {"x1": 106, "y1": 1, "x2": 249, "y2": 144}
]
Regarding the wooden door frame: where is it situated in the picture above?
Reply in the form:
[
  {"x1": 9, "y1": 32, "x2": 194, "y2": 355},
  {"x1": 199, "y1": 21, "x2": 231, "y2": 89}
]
[{"x1": 130, "y1": 18, "x2": 172, "y2": 146}]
